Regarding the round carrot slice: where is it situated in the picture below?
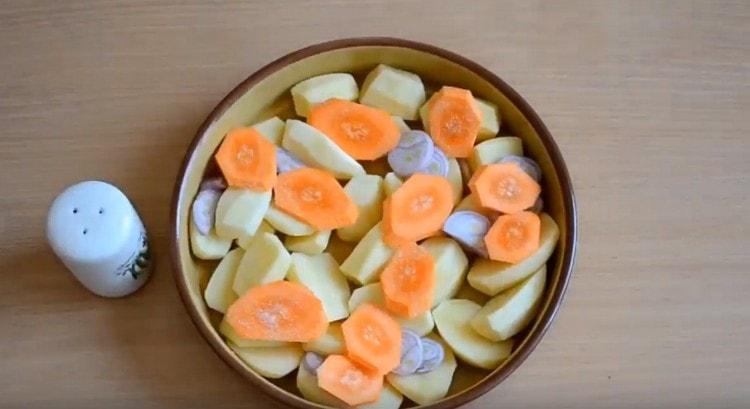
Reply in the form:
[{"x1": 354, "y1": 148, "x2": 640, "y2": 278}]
[
  {"x1": 341, "y1": 303, "x2": 402, "y2": 374},
  {"x1": 273, "y1": 167, "x2": 359, "y2": 230},
  {"x1": 428, "y1": 86, "x2": 482, "y2": 158},
  {"x1": 317, "y1": 355, "x2": 384, "y2": 406},
  {"x1": 225, "y1": 280, "x2": 328, "y2": 342},
  {"x1": 381, "y1": 197, "x2": 412, "y2": 247},
  {"x1": 215, "y1": 128, "x2": 277, "y2": 191},
  {"x1": 387, "y1": 173, "x2": 453, "y2": 243},
  {"x1": 381, "y1": 243, "x2": 436, "y2": 318},
  {"x1": 469, "y1": 162, "x2": 541, "y2": 214},
  {"x1": 484, "y1": 211, "x2": 541, "y2": 263},
  {"x1": 308, "y1": 99, "x2": 400, "y2": 160}
]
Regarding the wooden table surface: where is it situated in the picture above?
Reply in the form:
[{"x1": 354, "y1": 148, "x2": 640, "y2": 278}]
[{"x1": 1, "y1": 1, "x2": 748, "y2": 408}]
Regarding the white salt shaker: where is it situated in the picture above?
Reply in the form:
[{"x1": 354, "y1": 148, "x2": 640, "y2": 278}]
[{"x1": 47, "y1": 181, "x2": 152, "y2": 297}]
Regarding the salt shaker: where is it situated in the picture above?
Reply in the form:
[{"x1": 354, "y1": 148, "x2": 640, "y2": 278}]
[{"x1": 46, "y1": 181, "x2": 152, "y2": 297}]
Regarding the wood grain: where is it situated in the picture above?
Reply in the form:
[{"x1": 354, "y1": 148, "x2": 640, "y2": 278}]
[{"x1": 0, "y1": 1, "x2": 748, "y2": 408}]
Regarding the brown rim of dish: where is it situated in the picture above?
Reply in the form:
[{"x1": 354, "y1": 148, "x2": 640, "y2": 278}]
[{"x1": 171, "y1": 37, "x2": 577, "y2": 409}]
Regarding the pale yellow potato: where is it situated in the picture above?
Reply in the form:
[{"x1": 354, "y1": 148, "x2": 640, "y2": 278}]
[
  {"x1": 454, "y1": 193, "x2": 496, "y2": 218},
  {"x1": 291, "y1": 73, "x2": 359, "y2": 117},
  {"x1": 446, "y1": 158, "x2": 463, "y2": 205},
  {"x1": 467, "y1": 213, "x2": 559, "y2": 295},
  {"x1": 419, "y1": 94, "x2": 499, "y2": 142},
  {"x1": 236, "y1": 220, "x2": 274, "y2": 249},
  {"x1": 302, "y1": 322, "x2": 345, "y2": 355},
  {"x1": 454, "y1": 282, "x2": 490, "y2": 306},
  {"x1": 229, "y1": 342, "x2": 303, "y2": 379},
  {"x1": 189, "y1": 219, "x2": 231, "y2": 260},
  {"x1": 264, "y1": 203, "x2": 315, "y2": 236},
  {"x1": 391, "y1": 116, "x2": 410, "y2": 132},
  {"x1": 474, "y1": 98, "x2": 501, "y2": 142},
  {"x1": 288, "y1": 253, "x2": 351, "y2": 322},
  {"x1": 282, "y1": 119, "x2": 365, "y2": 179},
  {"x1": 251, "y1": 116, "x2": 285, "y2": 145},
  {"x1": 421, "y1": 237, "x2": 469, "y2": 307},
  {"x1": 204, "y1": 247, "x2": 243, "y2": 313},
  {"x1": 340, "y1": 223, "x2": 394, "y2": 285},
  {"x1": 360, "y1": 64, "x2": 426, "y2": 120},
  {"x1": 471, "y1": 265, "x2": 547, "y2": 341},
  {"x1": 215, "y1": 187, "x2": 271, "y2": 240},
  {"x1": 285, "y1": 230, "x2": 331, "y2": 254},
  {"x1": 383, "y1": 172, "x2": 403, "y2": 196},
  {"x1": 232, "y1": 232, "x2": 291, "y2": 296},
  {"x1": 337, "y1": 174, "x2": 385, "y2": 242},
  {"x1": 219, "y1": 319, "x2": 290, "y2": 348},
  {"x1": 360, "y1": 384, "x2": 403, "y2": 409},
  {"x1": 467, "y1": 136, "x2": 523, "y2": 171},
  {"x1": 348, "y1": 283, "x2": 435, "y2": 336},
  {"x1": 433, "y1": 299, "x2": 513, "y2": 370},
  {"x1": 386, "y1": 334, "x2": 456, "y2": 405}
]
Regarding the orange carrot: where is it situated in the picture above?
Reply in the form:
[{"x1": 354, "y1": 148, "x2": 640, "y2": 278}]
[
  {"x1": 381, "y1": 243, "x2": 436, "y2": 318},
  {"x1": 484, "y1": 211, "x2": 541, "y2": 263},
  {"x1": 273, "y1": 167, "x2": 359, "y2": 230},
  {"x1": 215, "y1": 128, "x2": 277, "y2": 191},
  {"x1": 385, "y1": 173, "x2": 453, "y2": 244},
  {"x1": 308, "y1": 99, "x2": 400, "y2": 160},
  {"x1": 341, "y1": 303, "x2": 402, "y2": 374},
  {"x1": 469, "y1": 163, "x2": 540, "y2": 214},
  {"x1": 225, "y1": 281, "x2": 328, "y2": 342},
  {"x1": 427, "y1": 87, "x2": 482, "y2": 158},
  {"x1": 317, "y1": 354, "x2": 384, "y2": 406},
  {"x1": 381, "y1": 197, "x2": 412, "y2": 247}
]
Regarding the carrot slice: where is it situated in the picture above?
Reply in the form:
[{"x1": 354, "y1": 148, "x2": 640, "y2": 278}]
[
  {"x1": 484, "y1": 211, "x2": 541, "y2": 263},
  {"x1": 428, "y1": 87, "x2": 482, "y2": 158},
  {"x1": 317, "y1": 354, "x2": 384, "y2": 406},
  {"x1": 274, "y1": 167, "x2": 359, "y2": 230},
  {"x1": 381, "y1": 197, "x2": 412, "y2": 247},
  {"x1": 341, "y1": 303, "x2": 402, "y2": 374},
  {"x1": 469, "y1": 162, "x2": 541, "y2": 214},
  {"x1": 225, "y1": 281, "x2": 328, "y2": 342},
  {"x1": 215, "y1": 128, "x2": 277, "y2": 191},
  {"x1": 308, "y1": 99, "x2": 400, "y2": 160},
  {"x1": 386, "y1": 174, "x2": 453, "y2": 243},
  {"x1": 381, "y1": 243, "x2": 436, "y2": 318}
]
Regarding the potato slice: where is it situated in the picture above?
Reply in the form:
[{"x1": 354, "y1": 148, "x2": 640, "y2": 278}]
[
  {"x1": 433, "y1": 299, "x2": 513, "y2": 370},
  {"x1": 360, "y1": 384, "x2": 403, "y2": 409},
  {"x1": 251, "y1": 116, "x2": 285, "y2": 145},
  {"x1": 419, "y1": 95, "x2": 499, "y2": 142},
  {"x1": 264, "y1": 203, "x2": 315, "y2": 236},
  {"x1": 446, "y1": 158, "x2": 463, "y2": 205},
  {"x1": 391, "y1": 116, "x2": 410, "y2": 132},
  {"x1": 291, "y1": 73, "x2": 359, "y2": 117},
  {"x1": 471, "y1": 266, "x2": 546, "y2": 341},
  {"x1": 467, "y1": 137, "x2": 523, "y2": 172},
  {"x1": 215, "y1": 187, "x2": 272, "y2": 240},
  {"x1": 288, "y1": 253, "x2": 351, "y2": 322},
  {"x1": 454, "y1": 282, "x2": 490, "y2": 306},
  {"x1": 386, "y1": 334, "x2": 456, "y2": 405},
  {"x1": 229, "y1": 342, "x2": 303, "y2": 379},
  {"x1": 348, "y1": 283, "x2": 434, "y2": 336},
  {"x1": 420, "y1": 237, "x2": 469, "y2": 306},
  {"x1": 219, "y1": 319, "x2": 290, "y2": 348},
  {"x1": 189, "y1": 219, "x2": 231, "y2": 260},
  {"x1": 454, "y1": 193, "x2": 496, "y2": 218},
  {"x1": 204, "y1": 247, "x2": 242, "y2": 313},
  {"x1": 383, "y1": 172, "x2": 403, "y2": 196},
  {"x1": 360, "y1": 64, "x2": 426, "y2": 120},
  {"x1": 474, "y1": 98, "x2": 500, "y2": 142},
  {"x1": 236, "y1": 220, "x2": 274, "y2": 249},
  {"x1": 467, "y1": 213, "x2": 559, "y2": 295},
  {"x1": 297, "y1": 365, "x2": 403, "y2": 409},
  {"x1": 282, "y1": 119, "x2": 365, "y2": 179},
  {"x1": 336, "y1": 174, "x2": 385, "y2": 242},
  {"x1": 302, "y1": 322, "x2": 345, "y2": 355},
  {"x1": 340, "y1": 223, "x2": 394, "y2": 285},
  {"x1": 232, "y1": 232, "x2": 291, "y2": 296},
  {"x1": 285, "y1": 230, "x2": 331, "y2": 254}
]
